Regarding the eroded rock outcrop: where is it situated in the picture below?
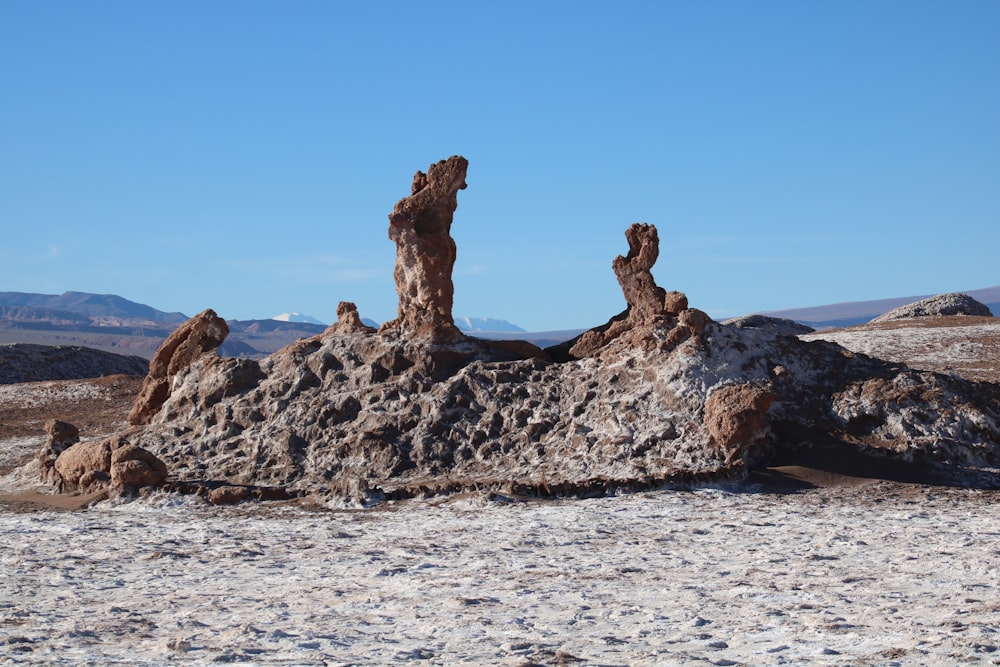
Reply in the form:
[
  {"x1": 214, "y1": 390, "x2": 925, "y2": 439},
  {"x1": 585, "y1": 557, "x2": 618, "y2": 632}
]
[
  {"x1": 554, "y1": 223, "x2": 708, "y2": 359},
  {"x1": 379, "y1": 156, "x2": 468, "y2": 342},
  {"x1": 704, "y1": 384, "x2": 774, "y2": 468},
  {"x1": 128, "y1": 308, "x2": 229, "y2": 425},
  {"x1": 48, "y1": 156, "x2": 1000, "y2": 503},
  {"x1": 37, "y1": 419, "x2": 80, "y2": 486},
  {"x1": 54, "y1": 436, "x2": 167, "y2": 493},
  {"x1": 325, "y1": 301, "x2": 377, "y2": 336},
  {"x1": 871, "y1": 293, "x2": 993, "y2": 323},
  {"x1": 53, "y1": 434, "x2": 167, "y2": 494}
]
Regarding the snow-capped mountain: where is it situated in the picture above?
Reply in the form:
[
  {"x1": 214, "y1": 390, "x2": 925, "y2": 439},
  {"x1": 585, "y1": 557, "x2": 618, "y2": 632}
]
[
  {"x1": 454, "y1": 316, "x2": 525, "y2": 333},
  {"x1": 272, "y1": 312, "x2": 326, "y2": 325}
]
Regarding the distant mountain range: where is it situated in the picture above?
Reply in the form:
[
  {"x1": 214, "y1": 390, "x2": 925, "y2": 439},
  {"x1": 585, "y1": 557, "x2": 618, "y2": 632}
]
[
  {"x1": 271, "y1": 312, "x2": 526, "y2": 334},
  {"x1": 454, "y1": 316, "x2": 525, "y2": 333},
  {"x1": 2, "y1": 287, "x2": 996, "y2": 359}
]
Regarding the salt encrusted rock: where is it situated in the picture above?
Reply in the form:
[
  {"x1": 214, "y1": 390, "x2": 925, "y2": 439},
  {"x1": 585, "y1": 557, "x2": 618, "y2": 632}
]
[
  {"x1": 324, "y1": 302, "x2": 376, "y2": 336},
  {"x1": 871, "y1": 293, "x2": 993, "y2": 323},
  {"x1": 128, "y1": 309, "x2": 229, "y2": 425},
  {"x1": 379, "y1": 156, "x2": 468, "y2": 342}
]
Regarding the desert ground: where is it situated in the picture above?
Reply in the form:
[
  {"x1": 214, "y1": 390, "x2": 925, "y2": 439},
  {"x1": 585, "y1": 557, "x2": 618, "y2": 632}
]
[{"x1": 2, "y1": 316, "x2": 1000, "y2": 665}]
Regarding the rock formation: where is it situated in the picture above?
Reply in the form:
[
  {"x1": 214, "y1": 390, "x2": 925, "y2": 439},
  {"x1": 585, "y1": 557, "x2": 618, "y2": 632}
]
[
  {"x1": 704, "y1": 384, "x2": 774, "y2": 468},
  {"x1": 37, "y1": 419, "x2": 80, "y2": 486},
  {"x1": 324, "y1": 302, "x2": 377, "y2": 336},
  {"x1": 724, "y1": 314, "x2": 815, "y2": 337},
  {"x1": 871, "y1": 293, "x2": 993, "y2": 323},
  {"x1": 128, "y1": 308, "x2": 229, "y2": 425},
  {"x1": 379, "y1": 156, "x2": 468, "y2": 342},
  {"x1": 552, "y1": 223, "x2": 709, "y2": 359},
  {"x1": 52, "y1": 434, "x2": 168, "y2": 494},
  {"x1": 39, "y1": 156, "x2": 1000, "y2": 503}
]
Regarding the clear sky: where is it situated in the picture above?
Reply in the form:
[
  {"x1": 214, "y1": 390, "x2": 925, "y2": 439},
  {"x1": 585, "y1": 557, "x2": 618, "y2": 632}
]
[{"x1": 2, "y1": 1, "x2": 998, "y2": 331}]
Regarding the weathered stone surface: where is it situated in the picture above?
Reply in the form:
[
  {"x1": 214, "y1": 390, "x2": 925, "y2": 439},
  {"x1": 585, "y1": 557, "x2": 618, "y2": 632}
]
[
  {"x1": 68, "y1": 158, "x2": 1000, "y2": 503},
  {"x1": 871, "y1": 293, "x2": 993, "y2": 323},
  {"x1": 704, "y1": 384, "x2": 774, "y2": 468},
  {"x1": 110, "y1": 443, "x2": 168, "y2": 490},
  {"x1": 325, "y1": 302, "x2": 376, "y2": 336},
  {"x1": 52, "y1": 435, "x2": 167, "y2": 493},
  {"x1": 379, "y1": 156, "x2": 468, "y2": 342},
  {"x1": 561, "y1": 223, "x2": 706, "y2": 359},
  {"x1": 129, "y1": 309, "x2": 229, "y2": 425},
  {"x1": 37, "y1": 419, "x2": 80, "y2": 485},
  {"x1": 54, "y1": 440, "x2": 112, "y2": 490}
]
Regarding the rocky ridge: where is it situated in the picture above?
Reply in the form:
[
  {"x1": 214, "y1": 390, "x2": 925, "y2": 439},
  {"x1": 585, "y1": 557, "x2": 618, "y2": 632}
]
[
  {"x1": 41, "y1": 156, "x2": 1000, "y2": 501},
  {"x1": 0, "y1": 344, "x2": 148, "y2": 384},
  {"x1": 871, "y1": 293, "x2": 993, "y2": 323}
]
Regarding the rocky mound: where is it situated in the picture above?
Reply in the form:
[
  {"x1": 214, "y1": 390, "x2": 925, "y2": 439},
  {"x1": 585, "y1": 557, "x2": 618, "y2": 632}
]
[
  {"x1": 871, "y1": 293, "x2": 993, "y2": 323},
  {"x1": 723, "y1": 314, "x2": 814, "y2": 337},
  {"x1": 39, "y1": 157, "x2": 1000, "y2": 501},
  {"x1": 0, "y1": 344, "x2": 148, "y2": 384}
]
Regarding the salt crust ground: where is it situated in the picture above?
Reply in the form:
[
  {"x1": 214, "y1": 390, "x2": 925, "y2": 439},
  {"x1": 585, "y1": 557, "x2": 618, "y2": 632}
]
[
  {"x1": 800, "y1": 317, "x2": 1000, "y2": 383},
  {"x1": 2, "y1": 481, "x2": 999, "y2": 666}
]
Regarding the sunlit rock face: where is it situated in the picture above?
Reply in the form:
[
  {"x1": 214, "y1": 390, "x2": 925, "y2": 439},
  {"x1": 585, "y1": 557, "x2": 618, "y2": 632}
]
[
  {"x1": 128, "y1": 308, "x2": 229, "y2": 426},
  {"x1": 379, "y1": 155, "x2": 468, "y2": 343}
]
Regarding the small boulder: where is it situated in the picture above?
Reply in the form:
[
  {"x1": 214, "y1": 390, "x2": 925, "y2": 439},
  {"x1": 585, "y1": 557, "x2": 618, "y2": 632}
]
[
  {"x1": 37, "y1": 419, "x2": 80, "y2": 485},
  {"x1": 704, "y1": 384, "x2": 774, "y2": 469},
  {"x1": 208, "y1": 485, "x2": 252, "y2": 505},
  {"x1": 110, "y1": 444, "x2": 168, "y2": 490},
  {"x1": 54, "y1": 436, "x2": 167, "y2": 494},
  {"x1": 54, "y1": 440, "x2": 113, "y2": 490}
]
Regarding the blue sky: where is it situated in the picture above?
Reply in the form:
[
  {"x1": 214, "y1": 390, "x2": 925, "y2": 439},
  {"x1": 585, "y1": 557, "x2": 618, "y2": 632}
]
[{"x1": 2, "y1": 2, "x2": 998, "y2": 331}]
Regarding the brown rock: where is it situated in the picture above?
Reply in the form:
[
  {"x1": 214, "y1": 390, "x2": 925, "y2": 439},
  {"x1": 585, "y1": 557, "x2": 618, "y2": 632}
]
[
  {"x1": 53, "y1": 436, "x2": 167, "y2": 493},
  {"x1": 664, "y1": 290, "x2": 688, "y2": 315},
  {"x1": 208, "y1": 485, "x2": 251, "y2": 505},
  {"x1": 325, "y1": 301, "x2": 376, "y2": 335},
  {"x1": 44, "y1": 419, "x2": 80, "y2": 447},
  {"x1": 567, "y1": 223, "x2": 699, "y2": 358},
  {"x1": 379, "y1": 156, "x2": 468, "y2": 342},
  {"x1": 704, "y1": 384, "x2": 774, "y2": 467},
  {"x1": 614, "y1": 222, "x2": 668, "y2": 322},
  {"x1": 110, "y1": 444, "x2": 168, "y2": 490},
  {"x1": 129, "y1": 309, "x2": 229, "y2": 425},
  {"x1": 37, "y1": 419, "x2": 80, "y2": 485},
  {"x1": 54, "y1": 440, "x2": 113, "y2": 490}
]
